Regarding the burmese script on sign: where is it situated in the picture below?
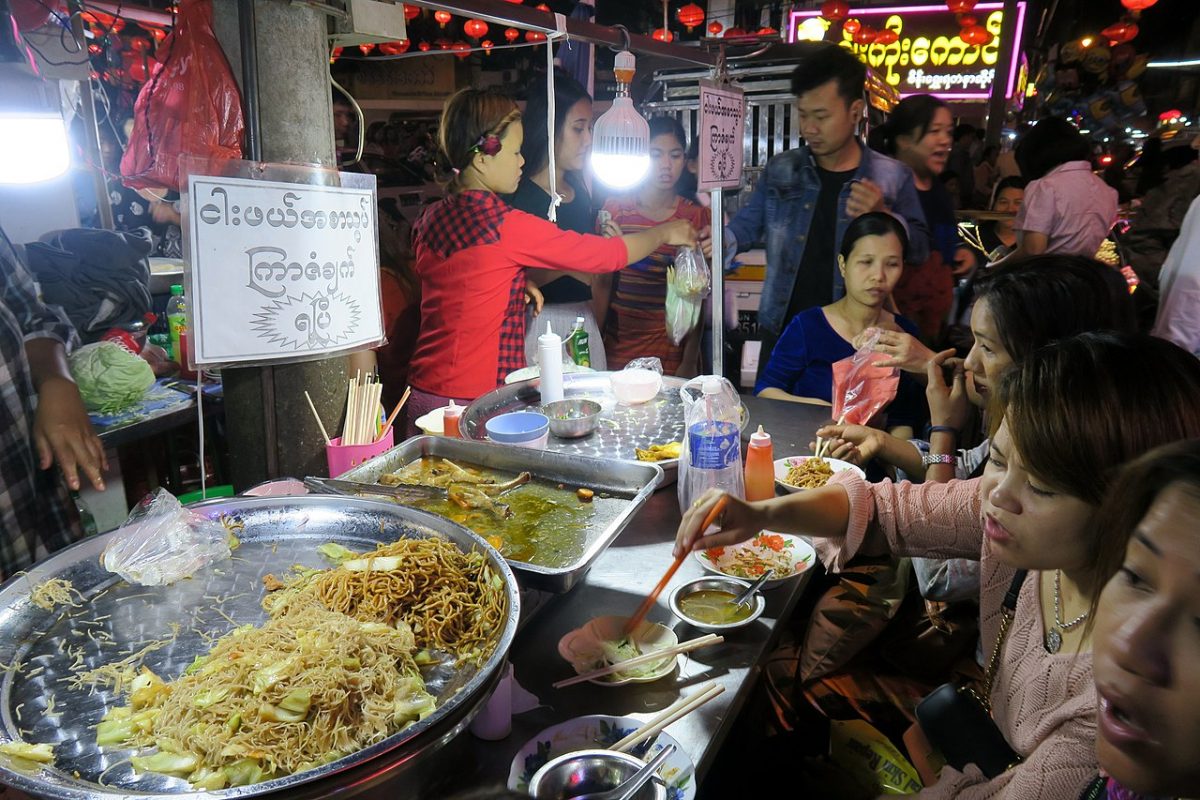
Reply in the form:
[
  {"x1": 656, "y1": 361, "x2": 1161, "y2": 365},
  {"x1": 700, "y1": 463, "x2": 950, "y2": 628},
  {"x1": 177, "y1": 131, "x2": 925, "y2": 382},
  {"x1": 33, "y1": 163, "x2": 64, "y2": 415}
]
[
  {"x1": 187, "y1": 174, "x2": 383, "y2": 366},
  {"x1": 698, "y1": 82, "x2": 746, "y2": 191}
]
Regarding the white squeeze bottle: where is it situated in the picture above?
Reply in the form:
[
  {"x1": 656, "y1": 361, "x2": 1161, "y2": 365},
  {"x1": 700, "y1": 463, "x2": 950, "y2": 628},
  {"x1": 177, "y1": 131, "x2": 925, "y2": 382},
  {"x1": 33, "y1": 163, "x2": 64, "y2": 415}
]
[{"x1": 538, "y1": 321, "x2": 565, "y2": 403}]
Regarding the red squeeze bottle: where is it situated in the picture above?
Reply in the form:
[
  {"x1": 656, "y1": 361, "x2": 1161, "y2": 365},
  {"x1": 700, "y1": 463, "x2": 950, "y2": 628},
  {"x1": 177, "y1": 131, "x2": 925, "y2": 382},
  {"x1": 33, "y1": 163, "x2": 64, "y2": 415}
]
[{"x1": 744, "y1": 424, "x2": 775, "y2": 501}]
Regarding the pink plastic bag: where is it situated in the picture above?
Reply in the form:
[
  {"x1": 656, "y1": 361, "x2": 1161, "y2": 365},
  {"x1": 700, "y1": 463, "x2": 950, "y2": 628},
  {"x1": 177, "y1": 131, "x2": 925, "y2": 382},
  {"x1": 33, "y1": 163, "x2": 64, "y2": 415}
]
[
  {"x1": 120, "y1": 0, "x2": 244, "y2": 191},
  {"x1": 831, "y1": 329, "x2": 899, "y2": 426}
]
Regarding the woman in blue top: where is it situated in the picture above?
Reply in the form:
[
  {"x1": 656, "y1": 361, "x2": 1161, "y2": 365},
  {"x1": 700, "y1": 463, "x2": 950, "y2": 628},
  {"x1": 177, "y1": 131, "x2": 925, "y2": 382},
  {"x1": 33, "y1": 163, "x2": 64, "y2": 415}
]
[{"x1": 756, "y1": 212, "x2": 926, "y2": 439}]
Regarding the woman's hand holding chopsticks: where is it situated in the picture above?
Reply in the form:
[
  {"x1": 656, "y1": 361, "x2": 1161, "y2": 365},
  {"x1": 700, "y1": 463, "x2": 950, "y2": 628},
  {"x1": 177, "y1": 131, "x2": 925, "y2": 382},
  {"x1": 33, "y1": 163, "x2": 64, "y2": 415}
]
[
  {"x1": 673, "y1": 490, "x2": 766, "y2": 557},
  {"x1": 673, "y1": 486, "x2": 856, "y2": 558}
]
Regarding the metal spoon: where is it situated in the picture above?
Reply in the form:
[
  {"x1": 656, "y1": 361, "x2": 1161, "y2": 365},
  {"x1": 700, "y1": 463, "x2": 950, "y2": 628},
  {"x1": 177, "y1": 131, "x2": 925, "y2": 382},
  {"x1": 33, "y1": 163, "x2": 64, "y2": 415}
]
[
  {"x1": 731, "y1": 569, "x2": 773, "y2": 608},
  {"x1": 570, "y1": 744, "x2": 676, "y2": 800}
]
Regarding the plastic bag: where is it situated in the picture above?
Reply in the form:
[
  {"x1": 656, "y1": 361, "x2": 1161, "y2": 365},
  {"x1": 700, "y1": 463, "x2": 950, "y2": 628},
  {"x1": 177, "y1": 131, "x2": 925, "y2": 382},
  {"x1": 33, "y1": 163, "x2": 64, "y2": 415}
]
[
  {"x1": 101, "y1": 489, "x2": 232, "y2": 585},
  {"x1": 665, "y1": 247, "x2": 710, "y2": 346},
  {"x1": 625, "y1": 356, "x2": 663, "y2": 375},
  {"x1": 830, "y1": 719, "x2": 924, "y2": 794},
  {"x1": 120, "y1": 0, "x2": 244, "y2": 192},
  {"x1": 831, "y1": 329, "x2": 900, "y2": 427}
]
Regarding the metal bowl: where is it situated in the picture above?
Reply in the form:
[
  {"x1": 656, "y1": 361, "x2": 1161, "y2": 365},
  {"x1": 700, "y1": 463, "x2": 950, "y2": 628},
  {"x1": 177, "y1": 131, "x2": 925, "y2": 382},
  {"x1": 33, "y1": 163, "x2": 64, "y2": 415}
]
[
  {"x1": 541, "y1": 398, "x2": 602, "y2": 439},
  {"x1": 0, "y1": 495, "x2": 521, "y2": 800},
  {"x1": 528, "y1": 749, "x2": 666, "y2": 800},
  {"x1": 668, "y1": 576, "x2": 766, "y2": 632}
]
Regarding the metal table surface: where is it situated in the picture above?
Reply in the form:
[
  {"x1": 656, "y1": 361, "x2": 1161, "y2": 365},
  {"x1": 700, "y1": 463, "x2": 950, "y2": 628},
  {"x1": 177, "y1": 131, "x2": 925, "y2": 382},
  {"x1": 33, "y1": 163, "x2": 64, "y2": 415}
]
[{"x1": 409, "y1": 395, "x2": 832, "y2": 797}]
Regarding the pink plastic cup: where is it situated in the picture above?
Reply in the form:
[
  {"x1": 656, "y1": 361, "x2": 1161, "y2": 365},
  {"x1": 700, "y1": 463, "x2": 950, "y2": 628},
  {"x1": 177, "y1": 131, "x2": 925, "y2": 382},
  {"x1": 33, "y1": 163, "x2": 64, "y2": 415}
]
[{"x1": 324, "y1": 428, "x2": 395, "y2": 477}]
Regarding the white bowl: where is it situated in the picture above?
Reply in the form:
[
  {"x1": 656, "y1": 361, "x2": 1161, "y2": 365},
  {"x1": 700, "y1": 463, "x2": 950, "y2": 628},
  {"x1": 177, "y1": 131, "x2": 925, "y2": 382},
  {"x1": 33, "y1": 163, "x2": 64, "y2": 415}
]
[
  {"x1": 557, "y1": 615, "x2": 679, "y2": 686},
  {"x1": 774, "y1": 455, "x2": 865, "y2": 493},
  {"x1": 414, "y1": 407, "x2": 445, "y2": 435},
  {"x1": 610, "y1": 369, "x2": 663, "y2": 405}
]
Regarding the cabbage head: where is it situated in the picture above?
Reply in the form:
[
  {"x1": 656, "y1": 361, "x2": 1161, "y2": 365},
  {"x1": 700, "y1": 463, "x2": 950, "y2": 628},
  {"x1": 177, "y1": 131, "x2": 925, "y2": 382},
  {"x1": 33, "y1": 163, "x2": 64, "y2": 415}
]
[{"x1": 69, "y1": 341, "x2": 155, "y2": 413}]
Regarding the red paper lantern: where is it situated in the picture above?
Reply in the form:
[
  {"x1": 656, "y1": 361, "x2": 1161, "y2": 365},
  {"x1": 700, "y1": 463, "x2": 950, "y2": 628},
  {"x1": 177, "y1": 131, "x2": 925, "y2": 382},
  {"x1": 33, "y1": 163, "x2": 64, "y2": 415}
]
[
  {"x1": 481, "y1": 40, "x2": 494, "y2": 54},
  {"x1": 1101, "y1": 20, "x2": 1139, "y2": 44},
  {"x1": 947, "y1": 0, "x2": 978, "y2": 12},
  {"x1": 960, "y1": 24, "x2": 993, "y2": 45},
  {"x1": 707, "y1": 21, "x2": 723, "y2": 36},
  {"x1": 821, "y1": 1, "x2": 850, "y2": 22},
  {"x1": 329, "y1": 46, "x2": 343, "y2": 63},
  {"x1": 434, "y1": 10, "x2": 452, "y2": 27},
  {"x1": 504, "y1": 27, "x2": 520, "y2": 42},
  {"x1": 1120, "y1": 0, "x2": 1157, "y2": 9},
  {"x1": 724, "y1": 26, "x2": 747, "y2": 37},
  {"x1": 418, "y1": 41, "x2": 432, "y2": 51},
  {"x1": 403, "y1": 3, "x2": 419, "y2": 21},
  {"x1": 852, "y1": 25, "x2": 877, "y2": 44},
  {"x1": 149, "y1": 28, "x2": 167, "y2": 44},
  {"x1": 435, "y1": 38, "x2": 452, "y2": 50},
  {"x1": 451, "y1": 41, "x2": 472, "y2": 59},
  {"x1": 875, "y1": 29, "x2": 899, "y2": 45},
  {"x1": 653, "y1": 28, "x2": 674, "y2": 42},
  {"x1": 464, "y1": 18, "x2": 489, "y2": 39},
  {"x1": 535, "y1": 3, "x2": 551, "y2": 10},
  {"x1": 957, "y1": 14, "x2": 977, "y2": 27},
  {"x1": 677, "y1": 3, "x2": 705, "y2": 31},
  {"x1": 358, "y1": 42, "x2": 376, "y2": 55},
  {"x1": 843, "y1": 18, "x2": 861, "y2": 34},
  {"x1": 526, "y1": 30, "x2": 547, "y2": 43},
  {"x1": 757, "y1": 26, "x2": 778, "y2": 36},
  {"x1": 129, "y1": 37, "x2": 151, "y2": 52},
  {"x1": 378, "y1": 39, "x2": 411, "y2": 55}
]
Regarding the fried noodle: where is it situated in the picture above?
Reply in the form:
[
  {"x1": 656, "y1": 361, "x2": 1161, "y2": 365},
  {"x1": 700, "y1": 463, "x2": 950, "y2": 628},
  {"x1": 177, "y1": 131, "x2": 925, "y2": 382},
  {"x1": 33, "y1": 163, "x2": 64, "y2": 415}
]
[{"x1": 784, "y1": 459, "x2": 835, "y2": 489}]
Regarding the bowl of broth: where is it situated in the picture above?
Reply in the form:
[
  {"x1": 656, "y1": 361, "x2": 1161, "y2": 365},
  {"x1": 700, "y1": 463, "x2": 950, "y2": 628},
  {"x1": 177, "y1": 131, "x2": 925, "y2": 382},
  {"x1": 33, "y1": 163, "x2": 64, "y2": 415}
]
[{"x1": 668, "y1": 576, "x2": 766, "y2": 632}]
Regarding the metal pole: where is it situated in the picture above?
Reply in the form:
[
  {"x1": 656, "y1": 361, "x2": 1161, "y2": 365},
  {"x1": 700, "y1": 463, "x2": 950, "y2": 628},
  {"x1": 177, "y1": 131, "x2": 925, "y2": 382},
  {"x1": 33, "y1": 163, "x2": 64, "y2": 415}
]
[
  {"x1": 236, "y1": 0, "x2": 278, "y2": 480},
  {"x1": 67, "y1": 0, "x2": 114, "y2": 230},
  {"x1": 710, "y1": 187, "x2": 723, "y2": 377},
  {"x1": 985, "y1": 0, "x2": 1021, "y2": 148}
]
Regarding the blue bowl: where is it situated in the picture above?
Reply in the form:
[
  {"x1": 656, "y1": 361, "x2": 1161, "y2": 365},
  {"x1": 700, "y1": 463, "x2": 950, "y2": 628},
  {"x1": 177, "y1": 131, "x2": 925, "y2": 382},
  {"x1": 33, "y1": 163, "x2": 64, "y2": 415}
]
[{"x1": 485, "y1": 411, "x2": 550, "y2": 444}]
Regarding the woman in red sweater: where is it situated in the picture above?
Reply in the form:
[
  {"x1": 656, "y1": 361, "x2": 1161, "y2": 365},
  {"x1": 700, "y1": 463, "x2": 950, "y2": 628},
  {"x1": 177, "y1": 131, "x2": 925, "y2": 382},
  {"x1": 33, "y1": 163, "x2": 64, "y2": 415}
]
[{"x1": 404, "y1": 88, "x2": 696, "y2": 434}]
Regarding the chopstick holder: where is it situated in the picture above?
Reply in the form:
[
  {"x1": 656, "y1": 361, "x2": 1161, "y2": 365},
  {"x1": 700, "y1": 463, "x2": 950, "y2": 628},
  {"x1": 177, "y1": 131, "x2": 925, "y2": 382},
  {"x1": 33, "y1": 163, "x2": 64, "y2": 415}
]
[
  {"x1": 552, "y1": 634, "x2": 723, "y2": 689},
  {"x1": 610, "y1": 681, "x2": 725, "y2": 753}
]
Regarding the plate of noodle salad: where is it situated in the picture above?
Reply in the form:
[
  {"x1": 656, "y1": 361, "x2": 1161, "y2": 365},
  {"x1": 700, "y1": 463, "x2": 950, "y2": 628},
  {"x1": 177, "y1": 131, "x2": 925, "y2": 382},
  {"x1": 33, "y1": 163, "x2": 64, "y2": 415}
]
[
  {"x1": 774, "y1": 456, "x2": 865, "y2": 494},
  {"x1": 695, "y1": 533, "x2": 815, "y2": 586}
]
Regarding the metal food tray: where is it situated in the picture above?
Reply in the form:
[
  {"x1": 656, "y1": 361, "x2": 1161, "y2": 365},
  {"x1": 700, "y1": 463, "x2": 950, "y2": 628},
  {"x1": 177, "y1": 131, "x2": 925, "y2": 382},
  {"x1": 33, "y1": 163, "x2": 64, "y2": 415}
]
[
  {"x1": 336, "y1": 436, "x2": 664, "y2": 593},
  {"x1": 0, "y1": 496, "x2": 520, "y2": 800},
  {"x1": 462, "y1": 372, "x2": 694, "y2": 483}
]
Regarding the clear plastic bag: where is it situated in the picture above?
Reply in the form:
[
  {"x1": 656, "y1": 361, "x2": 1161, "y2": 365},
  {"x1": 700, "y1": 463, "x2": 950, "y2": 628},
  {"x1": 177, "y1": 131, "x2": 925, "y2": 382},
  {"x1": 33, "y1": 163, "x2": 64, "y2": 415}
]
[
  {"x1": 625, "y1": 356, "x2": 663, "y2": 374},
  {"x1": 665, "y1": 247, "x2": 710, "y2": 346},
  {"x1": 831, "y1": 328, "x2": 900, "y2": 427},
  {"x1": 101, "y1": 489, "x2": 232, "y2": 586}
]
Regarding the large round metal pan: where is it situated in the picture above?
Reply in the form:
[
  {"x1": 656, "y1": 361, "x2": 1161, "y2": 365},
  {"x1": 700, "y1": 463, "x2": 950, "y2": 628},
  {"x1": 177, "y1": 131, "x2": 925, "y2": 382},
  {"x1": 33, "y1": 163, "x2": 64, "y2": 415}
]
[{"x1": 0, "y1": 495, "x2": 520, "y2": 799}]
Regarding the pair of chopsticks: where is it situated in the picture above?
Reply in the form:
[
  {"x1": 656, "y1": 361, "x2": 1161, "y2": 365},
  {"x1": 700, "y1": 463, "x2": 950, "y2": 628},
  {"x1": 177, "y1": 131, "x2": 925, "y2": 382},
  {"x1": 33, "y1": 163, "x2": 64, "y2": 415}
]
[
  {"x1": 610, "y1": 681, "x2": 725, "y2": 753},
  {"x1": 812, "y1": 413, "x2": 847, "y2": 461},
  {"x1": 622, "y1": 496, "x2": 730, "y2": 637},
  {"x1": 552, "y1": 633, "x2": 724, "y2": 689},
  {"x1": 305, "y1": 383, "x2": 412, "y2": 446}
]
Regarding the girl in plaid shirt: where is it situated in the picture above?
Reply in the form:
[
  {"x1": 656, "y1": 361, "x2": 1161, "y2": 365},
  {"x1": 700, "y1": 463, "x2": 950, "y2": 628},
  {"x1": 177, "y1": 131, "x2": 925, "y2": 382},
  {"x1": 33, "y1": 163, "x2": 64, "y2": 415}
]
[{"x1": 404, "y1": 88, "x2": 697, "y2": 433}]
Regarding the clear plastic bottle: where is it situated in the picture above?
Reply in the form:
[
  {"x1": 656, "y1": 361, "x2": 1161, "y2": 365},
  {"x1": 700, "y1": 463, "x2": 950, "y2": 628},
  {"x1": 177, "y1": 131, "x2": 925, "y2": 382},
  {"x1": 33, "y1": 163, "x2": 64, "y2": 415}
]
[
  {"x1": 165, "y1": 284, "x2": 186, "y2": 362},
  {"x1": 566, "y1": 316, "x2": 591, "y2": 368},
  {"x1": 744, "y1": 425, "x2": 775, "y2": 502},
  {"x1": 679, "y1": 377, "x2": 745, "y2": 511}
]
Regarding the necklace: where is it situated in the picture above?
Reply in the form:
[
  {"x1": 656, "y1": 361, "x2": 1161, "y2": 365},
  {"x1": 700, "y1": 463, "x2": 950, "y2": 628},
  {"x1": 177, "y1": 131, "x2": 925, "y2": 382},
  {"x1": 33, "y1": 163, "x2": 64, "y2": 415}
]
[{"x1": 1045, "y1": 569, "x2": 1090, "y2": 654}]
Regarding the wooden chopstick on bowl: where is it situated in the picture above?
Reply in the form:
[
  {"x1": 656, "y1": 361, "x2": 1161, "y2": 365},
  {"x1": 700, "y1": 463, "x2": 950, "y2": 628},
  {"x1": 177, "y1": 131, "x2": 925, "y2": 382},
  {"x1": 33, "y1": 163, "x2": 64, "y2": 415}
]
[
  {"x1": 552, "y1": 634, "x2": 724, "y2": 689},
  {"x1": 610, "y1": 681, "x2": 725, "y2": 753}
]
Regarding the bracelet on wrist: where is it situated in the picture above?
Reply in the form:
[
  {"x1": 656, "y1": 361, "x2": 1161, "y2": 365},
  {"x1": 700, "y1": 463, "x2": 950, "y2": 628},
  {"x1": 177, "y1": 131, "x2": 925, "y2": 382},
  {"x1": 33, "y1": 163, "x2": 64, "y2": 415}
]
[
  {"x1": 922, "y1": 452, "x2": 956, "y2": 468},
  {"x1": 929, "y1": 425, "x2": 959, "y2": 438}
]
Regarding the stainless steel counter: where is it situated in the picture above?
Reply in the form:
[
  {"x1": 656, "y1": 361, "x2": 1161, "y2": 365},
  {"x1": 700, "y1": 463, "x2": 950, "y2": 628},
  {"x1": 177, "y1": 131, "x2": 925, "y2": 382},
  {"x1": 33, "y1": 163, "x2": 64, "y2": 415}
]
[{"x1": 408, "y1": 395, "x2": 832, "y2": 797}]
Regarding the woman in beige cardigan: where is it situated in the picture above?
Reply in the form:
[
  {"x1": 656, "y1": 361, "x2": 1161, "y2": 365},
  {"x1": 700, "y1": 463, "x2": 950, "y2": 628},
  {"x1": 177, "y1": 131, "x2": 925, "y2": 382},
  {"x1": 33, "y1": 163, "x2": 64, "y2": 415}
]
[{"x1": 674, "y1": 332, "x2": 1200, "y2": 799}]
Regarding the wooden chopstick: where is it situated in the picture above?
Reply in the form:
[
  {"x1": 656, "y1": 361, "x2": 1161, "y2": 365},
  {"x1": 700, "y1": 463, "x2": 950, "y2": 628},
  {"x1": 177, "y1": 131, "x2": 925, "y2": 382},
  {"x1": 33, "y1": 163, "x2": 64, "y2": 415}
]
[
  {"x1": 305, "y1": 391, "x2": 331, "y2": 445},
  {"x1": 377, "y1": 386, "x2": 411, "y2": 443},
  {"x1": 552, "y1": 634, "x2": 723, "y2": 689},
  {"x1": 611, "y1": 682, "x2": 725, "y2": 753},
  {"x1": 813, "y1": 413, "x2": 847, "y2": 461},
  {"x1": 623, "y1": 496, "x2": 729, "y2": 637}
]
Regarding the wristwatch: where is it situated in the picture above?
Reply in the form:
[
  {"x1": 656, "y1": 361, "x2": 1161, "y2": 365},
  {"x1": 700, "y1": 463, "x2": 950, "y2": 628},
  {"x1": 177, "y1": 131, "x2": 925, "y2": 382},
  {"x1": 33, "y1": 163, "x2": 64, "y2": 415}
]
[{"x1": 922, "y1": 452, "x2": 956, "y2": 468}]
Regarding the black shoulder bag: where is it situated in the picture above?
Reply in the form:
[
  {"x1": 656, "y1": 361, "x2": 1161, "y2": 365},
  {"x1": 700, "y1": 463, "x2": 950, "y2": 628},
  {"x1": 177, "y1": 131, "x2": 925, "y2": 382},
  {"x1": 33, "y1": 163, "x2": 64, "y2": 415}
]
[{"x1": 914, "y1": 569, "x2": 1026, "y2": 779}]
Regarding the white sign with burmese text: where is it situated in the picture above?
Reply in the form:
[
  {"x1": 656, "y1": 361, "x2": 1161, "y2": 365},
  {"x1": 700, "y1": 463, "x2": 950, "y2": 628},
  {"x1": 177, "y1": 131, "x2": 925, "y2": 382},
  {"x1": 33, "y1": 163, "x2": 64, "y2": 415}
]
[
  {"x1": 698, "y1": 81, "x2": 746, "y2": 191},
  {"x1": 186, "y1": 173, "x2": 382, "y2": 366}
]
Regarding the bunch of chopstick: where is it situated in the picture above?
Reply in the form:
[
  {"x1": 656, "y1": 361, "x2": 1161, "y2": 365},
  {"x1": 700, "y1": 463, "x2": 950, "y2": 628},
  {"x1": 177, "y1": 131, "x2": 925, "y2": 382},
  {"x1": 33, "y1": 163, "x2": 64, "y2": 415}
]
[
  {"x1": 610, "y1": 681, "x2": 725, "y2": 753},
  {"x1": 812, "y1": 412, "x2": 847, "y2": 460},
  {"x1": 305, "y1": 376, "x2": 411, "y2": 447}
]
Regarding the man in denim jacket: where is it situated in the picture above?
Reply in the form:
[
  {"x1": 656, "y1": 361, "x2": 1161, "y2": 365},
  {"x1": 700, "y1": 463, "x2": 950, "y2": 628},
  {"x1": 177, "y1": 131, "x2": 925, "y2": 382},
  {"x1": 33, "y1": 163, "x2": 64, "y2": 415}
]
[{"x1": 724, "y1": 46, "x2": 930, "y2": 351}]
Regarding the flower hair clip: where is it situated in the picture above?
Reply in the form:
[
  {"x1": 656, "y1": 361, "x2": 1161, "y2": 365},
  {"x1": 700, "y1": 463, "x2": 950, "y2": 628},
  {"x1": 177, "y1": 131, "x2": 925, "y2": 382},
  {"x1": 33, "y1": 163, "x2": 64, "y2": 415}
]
[{"x1": 472, "y1": 133, "x2": 502, "y2": 156}]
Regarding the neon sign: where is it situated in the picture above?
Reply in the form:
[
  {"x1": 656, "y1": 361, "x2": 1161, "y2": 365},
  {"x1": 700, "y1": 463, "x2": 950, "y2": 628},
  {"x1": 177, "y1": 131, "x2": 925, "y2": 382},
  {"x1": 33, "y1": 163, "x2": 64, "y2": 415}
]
[{"x1": 787, "y1": 3, "x2": 1028, "y2": 101}]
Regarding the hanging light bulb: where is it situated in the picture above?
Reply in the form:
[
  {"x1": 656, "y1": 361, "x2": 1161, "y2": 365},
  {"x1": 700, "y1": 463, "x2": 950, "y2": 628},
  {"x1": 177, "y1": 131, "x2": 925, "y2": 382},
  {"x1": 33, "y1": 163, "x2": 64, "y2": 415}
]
[
  {"x1": 590, "y1": 50, "x2": 650, "y2": 189},
  {"x1": 0, "y1": 31, "x2": 71, "y2": 183}
]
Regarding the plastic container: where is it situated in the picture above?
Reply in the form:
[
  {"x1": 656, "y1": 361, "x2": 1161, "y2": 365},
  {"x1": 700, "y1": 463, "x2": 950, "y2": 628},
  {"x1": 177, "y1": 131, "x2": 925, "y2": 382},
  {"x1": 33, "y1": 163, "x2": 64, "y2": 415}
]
[
  {"x1": 485, "y1": 412, "x2": 550, "y2": 448},
  {"x1": 679, "y1": 377, "x2": 744, "y2": 511},
  {"x1": 443, "y1": 400, "x2": 462, "y2": 438},
  {"x1": 744, "y1": 424, "x2": 775, "y2": 502},
  {"x1": 538, "y1": 322, "x2": 564, "y2": 404},
  {"x1": 566, "y1": 316, "x2": 591, "y2": 368},
  {"x1": 609, "y1": 368, "x2": 662, "y2": 404},
  {"x1": 166, "y1": 284, "x2": 186, "y2": 362},
  {"x1": 415, "y1": 407, "x2": 446, "y2": 436},
  {"x1": 325, "y1": 428, "x2": 395, "y2": 477}
]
